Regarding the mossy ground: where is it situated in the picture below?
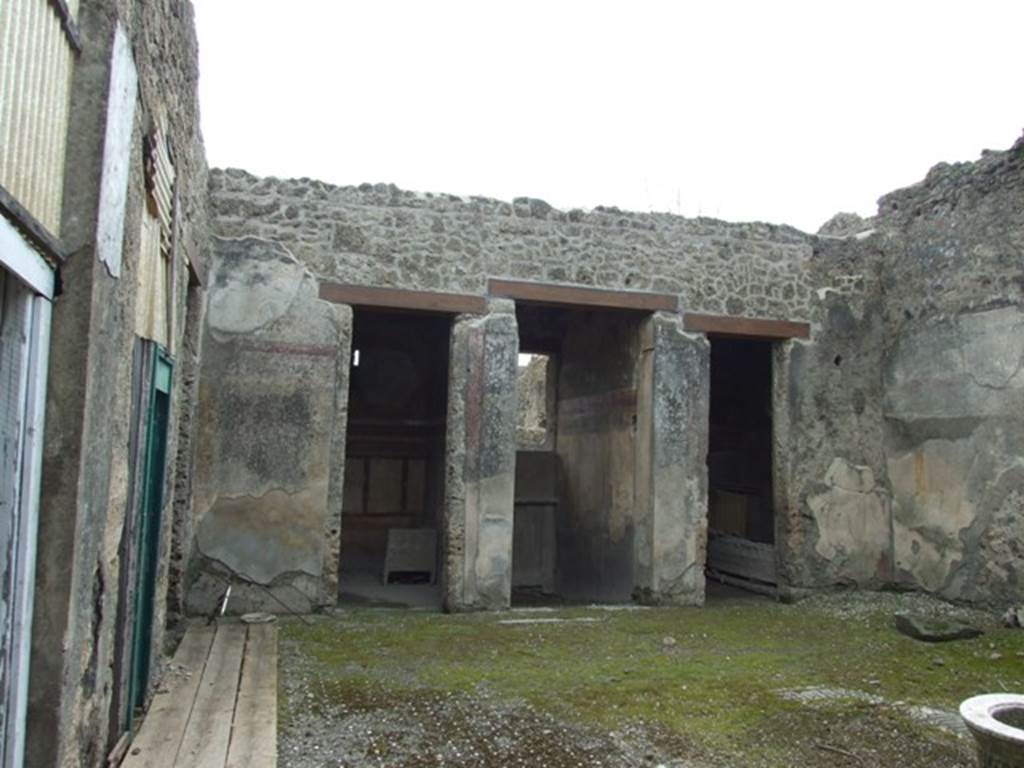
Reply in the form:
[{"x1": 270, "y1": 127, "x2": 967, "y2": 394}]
[{"x1": 278, "y1": 591, "x2": 1023, "y2": 767}]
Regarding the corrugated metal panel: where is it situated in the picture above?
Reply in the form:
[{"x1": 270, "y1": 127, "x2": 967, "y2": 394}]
[
  {"x1": 135, "y1": 209, "x2": 171, "y2": 350},
  {"x1": 0, "y1": 0, "x2": 76, "y2": 236}
]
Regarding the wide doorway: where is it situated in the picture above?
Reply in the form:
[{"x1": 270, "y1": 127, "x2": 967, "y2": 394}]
[
  {"x1": 705, "y1": 337, "x2": 777, "y2": 594},
  {"x1": 338, "y1": 310, "x2": 450, "y2": 609}
]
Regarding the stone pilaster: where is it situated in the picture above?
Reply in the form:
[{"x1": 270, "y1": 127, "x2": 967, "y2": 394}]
[
  {"x1": 635, "y1": 311, "x2": 710, "y2": 605},
  {"x1": 321, "y1": 302, "x2": 354, "y2": 605},
  {"x1": 443, "y1": 300, "x2": 519, "y2": 611}
]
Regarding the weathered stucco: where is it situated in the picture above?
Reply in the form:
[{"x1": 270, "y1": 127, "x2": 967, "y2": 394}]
[
  {"x1": 782, "y1": 136, "x2": 1024, "y2": 605},
  {"x1": 443, "y1": 301, "x2": 519, "y2": 610},
  {"x1": 552, "y1": 311, "x2": 642, "y2": 603},
  {"x1": 12, "y1": 2, "x2": 1024, "y2": 767},
  {"x1": 643, "y1": 313, "x2": 710, "y2": 605},
  {"x1": 27, "y1": 1, "x2": 210, "y2": 765},
  {"x1": 188, "y1": 236, "x2": 350, "y2": 615},
  {"x1": 884, "y1": 297, "x2": 1024, "y2": 601},
  {"x1": 195, "y1": 134, "x2": 1023, "y2": 611}
]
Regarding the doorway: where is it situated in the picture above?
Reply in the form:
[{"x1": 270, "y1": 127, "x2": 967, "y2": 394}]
[
  {"x1": 126, "y1": 348, "x2": 173, "y2": 721},
  {"x1": 513, "y1": 302, "x2": 646, "y2": 605},
  {"x1": 338, "y1": 310, "x2": 450, "y2": 608},
  {"x1": 705, "y1": 337, "x2": 776, "y2": 593}
]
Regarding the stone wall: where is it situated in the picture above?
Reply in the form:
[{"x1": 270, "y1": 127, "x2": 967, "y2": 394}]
[
  {"x1": 203, "y1": 168, "x2": 853, "y2": 611},
  {"x1": 209, "y1": 170, "x2": 820, "y2": 321},
  {"x1": 772, "y1": 236, "x2": 890, "y2": 593},
  {"x1": 876, "y1": 137, "x2": 1024, "y2": 605},
  {"x1": 202, "y1": 165, "x2": 886, "y2": 608},
  {"x1": 204, "y1": 134, "x2": 1023, "y2": 610},
  {"x1": 784, "y1": 135, "x2": 1024, "y2": 606},
  {"x1": 165, "y1": 282, "x2": 205, "y2": 630},
  {"x1": 516, "y1": 355, "x2": 553, "y2": 450},
  {"x1": 187, "y1": 237, "x2": 350, "y2": 615},
  {"x1": 27, "y1": 1, "x2": 209, "y2": 765}
]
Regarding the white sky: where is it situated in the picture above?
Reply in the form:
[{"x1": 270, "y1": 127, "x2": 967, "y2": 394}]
[{"x1": 194, "y1": 1, "x2": 1024, "y2": 233}]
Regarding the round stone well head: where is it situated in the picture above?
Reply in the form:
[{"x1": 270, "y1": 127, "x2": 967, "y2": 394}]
[{"x1": 960, "y1": 694, "x2": 1024, "y2": 768}]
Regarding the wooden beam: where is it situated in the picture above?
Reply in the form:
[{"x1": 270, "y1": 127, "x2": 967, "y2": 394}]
[
  {"x1": 683, "y1": 312, "x2": 810, "y2": 340},
  {"x1": 318, "y1": 281, "x2": 486, "y2": 315},
  {"x1": 488, "y1": 279, "x2": 678, "y2": 312}
]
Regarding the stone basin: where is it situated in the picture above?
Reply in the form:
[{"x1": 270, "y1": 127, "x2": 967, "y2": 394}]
[{"x1": 960, "y1": 694, "x2": 1024, "y2": 768}]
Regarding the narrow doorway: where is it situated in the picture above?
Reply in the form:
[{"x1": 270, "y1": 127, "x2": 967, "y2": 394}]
[
  {"x1": 338, "y1": 310, "x2": 450, "y2": 609},
  {"x1": 512, "y1": 352, "x2": 558, "y2": 604},
  {"x1": 705, "y1": 338, "x2": 776, "y2": 594},
  {"x1": 128, "y1": 347, "x2": 173, "y2": 723}
]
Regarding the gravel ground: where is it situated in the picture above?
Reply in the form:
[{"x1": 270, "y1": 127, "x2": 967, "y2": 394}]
[
  {"x1": 281, "y1": 682, "x2": 703, "y2": 768},
  {"x1": 277, "y1": 590, "x2": 1017, "y2": 767}
]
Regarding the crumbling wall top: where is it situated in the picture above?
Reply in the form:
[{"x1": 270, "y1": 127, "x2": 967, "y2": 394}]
[
  {"x1": 210, "y1": 167, "x2": 813, "y2": 244},
  {"x1": 875, "y1": 132, "x2": 1024, "y2": 227}
]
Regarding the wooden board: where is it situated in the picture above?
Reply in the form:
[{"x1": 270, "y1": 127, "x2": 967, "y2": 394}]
[
  {"x1": 683, "y1": 312, "x2": 810, "y2": 340},
  {"x1": 512, "y1": 503, "x2": 557, "y2": 591},
  {"x1": 708, "y1": 488, "x2": 750, "y2": 538},
  {"x1": 318, "y1": 282, "x2": 486, "y2": 314},
  {"x1": 121, "y1": 625, "x2": 216, "y2": 768},
  {"x1": 174, "y1": 623, "x2": 247, "y2": 768},
  {"x1": 226, "y1": 625, "x2": 277, "y2": 768},
  {"x1": 488, "y1": 278, "x2": 678, "y2": 312},
  {"x1": 707, "y1": 534, "x2": 778, "y2": 584}
]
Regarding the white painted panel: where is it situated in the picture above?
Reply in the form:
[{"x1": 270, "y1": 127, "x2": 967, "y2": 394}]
[
  {"x1": 0, "y1": 271, "x2": 30, "y2": 768},
  {"x1": 95, "y1": 23, "x2": 137, "y2": 279},
  {"x1": 5, "y1": 295, "x2": 49, "y2": 768},
  {"x1": 0, "y1": 216, "x2": 53, "y2": 298}
]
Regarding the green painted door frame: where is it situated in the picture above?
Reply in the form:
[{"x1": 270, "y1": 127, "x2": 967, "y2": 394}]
[{"x1": 126, "y1": 347, "x2": 173, "y2": 724}]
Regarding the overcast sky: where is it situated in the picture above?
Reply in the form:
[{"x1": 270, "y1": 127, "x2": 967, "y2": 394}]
[{"x1": 194, "y1": 1, "x2": 1023, "y2": 233}]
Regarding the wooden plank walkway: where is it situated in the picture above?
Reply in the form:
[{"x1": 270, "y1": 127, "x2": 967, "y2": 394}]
[{"x1": 121, "y1": 621, "x2": 277, "y2": 768}]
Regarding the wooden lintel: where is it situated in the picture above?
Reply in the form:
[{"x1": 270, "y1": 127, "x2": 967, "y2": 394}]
[
  {"x1": 488, "y1": 278, "x2": 678, "y2": 312},
  {"x1": 318, "y1": 281, "x2": 487, "y2": 315},
  {"x1": 683, "y1": 312, "x2": 810, "y2": 340}
]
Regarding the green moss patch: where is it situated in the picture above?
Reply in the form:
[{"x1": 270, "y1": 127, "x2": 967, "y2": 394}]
[{"x1": 279, "y1": 593, "x2": 1022, "y2": 766}]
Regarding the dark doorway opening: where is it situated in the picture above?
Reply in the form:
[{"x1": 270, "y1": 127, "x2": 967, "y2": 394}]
[
  {"x1": 705, "y1": 337, "x2": 776, "y2": 595},
  {"x1": 339, "y1": 310, "x2": 450, "y2": 609},
  {"x1": 512, "y1": 303, "x2": 646, "y2": 606}
]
